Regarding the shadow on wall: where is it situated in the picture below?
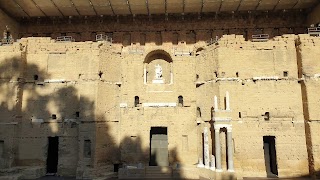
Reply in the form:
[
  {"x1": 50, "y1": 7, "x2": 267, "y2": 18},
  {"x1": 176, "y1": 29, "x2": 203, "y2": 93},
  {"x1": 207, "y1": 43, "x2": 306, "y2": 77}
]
[{"x1": 0, "y1": 56, "x2": 183, "y2": 179}]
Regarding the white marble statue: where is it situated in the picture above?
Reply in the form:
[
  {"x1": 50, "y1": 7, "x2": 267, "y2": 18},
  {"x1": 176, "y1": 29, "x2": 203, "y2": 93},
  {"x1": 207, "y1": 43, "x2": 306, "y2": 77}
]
[{"x1": 155, "y1": 64, "x2": 162, "y2": 79}]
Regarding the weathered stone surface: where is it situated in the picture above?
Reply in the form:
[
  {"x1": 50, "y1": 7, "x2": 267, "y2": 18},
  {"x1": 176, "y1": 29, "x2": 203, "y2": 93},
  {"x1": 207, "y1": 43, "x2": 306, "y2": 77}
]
[{"x1": 0, "y1": 6, "x2": 320, "y2": 179}]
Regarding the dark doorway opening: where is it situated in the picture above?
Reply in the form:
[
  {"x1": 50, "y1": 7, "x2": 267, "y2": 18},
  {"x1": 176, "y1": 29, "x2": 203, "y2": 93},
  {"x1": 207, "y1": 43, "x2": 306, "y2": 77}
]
[
  {"x1": 47, "y1": 137, "x2": 59, "y2": 174},
  {"x1": 149, "y1": 127, "x2": 168, "y2": 166},
  {"x1": 263, "y1": 136, "x2": 278, "y2": 177}
]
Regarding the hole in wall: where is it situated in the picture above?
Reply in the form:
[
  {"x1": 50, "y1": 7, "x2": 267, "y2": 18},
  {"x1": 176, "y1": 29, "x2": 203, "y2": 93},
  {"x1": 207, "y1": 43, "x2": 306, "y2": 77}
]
[
  {"x1": 283, "y1": 71, "x2": 288, "y2": 77},
  {"x1": 236, "y1": 72, "x2": 239, "y2": 77},
  {"x1": 178, "y1": 96, "x2": 184, "y2": 107},
  {"x1": 52, "y1": 114, "x2": 57, "y2": 119},
  {"x1": 34, "y1": 75, "x2": 38, "y2": 80},
  {"x1": 134, "y1": 96, "x2": 140, "y2": 107},
  {"x1": 98, "y1": 71, "x2": 103, "y2": 78},
  {"x1": 264, "y1": 112, "x2": 270, "y2": 121},
  {"x1": 76, "y1": 111, "x2": 80, "y2": 118},
  {"x1": 197, "y1": 107, "x2": 201, "y2": 117}
]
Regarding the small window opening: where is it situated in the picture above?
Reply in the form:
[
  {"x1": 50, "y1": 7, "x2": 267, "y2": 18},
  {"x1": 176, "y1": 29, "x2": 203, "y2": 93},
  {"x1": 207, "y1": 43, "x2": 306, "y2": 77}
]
[
  {"x1": 197, "y1": 107, "x2": 201, "y2": 117},
  {"x1": 52, "y1": 114, "x2": 57, "y2": 119},
  {"x1": 34, "y1": 75, "x2": 39, "y2": 80},
  {"x1": 134, "y1": 96, "x2": 140, "y2": 107},
  {"x1": 236, "y1": 72, "x2": 239, "y2": 77},
  {"x1": 214, "y1": 71, "x2": 218, "y2": 78},
  {"x1": 239, "y1": 112, "x2": 241, "y2": 118},
  {"x1": 264, "y1": 112, "x2": 270, "y2": 121},
  {"x1": 283, "y1": 71, "x2": 288, "y2": 77},
  {"x1": 98, "y1": 71, "x2": 103, "y2": 78},
  {"x1": 76, "y1": 111, "x2": 80, "y2": 118},
  {"x1": 196, "y1": 74, "x2": 199, "y2": 79},
  {"x1": 84, "y1": 140, "x2": 91, "y2": 158},
  {"x1": 178, "y1": 96, "x2": 184, "y2": 107}
]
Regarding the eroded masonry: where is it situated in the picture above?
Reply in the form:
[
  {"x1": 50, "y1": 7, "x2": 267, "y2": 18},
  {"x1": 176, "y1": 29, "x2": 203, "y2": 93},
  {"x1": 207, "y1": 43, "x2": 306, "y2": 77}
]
[{"x1": 0, "y1": 0, "x2": 320, "y2": 179}]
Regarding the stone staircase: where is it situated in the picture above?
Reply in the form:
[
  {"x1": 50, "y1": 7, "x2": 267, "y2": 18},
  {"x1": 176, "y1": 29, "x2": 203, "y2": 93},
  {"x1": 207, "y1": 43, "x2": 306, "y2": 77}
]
[{"x1": 145, "y1": 166, "x2": 172, "y2": 179}]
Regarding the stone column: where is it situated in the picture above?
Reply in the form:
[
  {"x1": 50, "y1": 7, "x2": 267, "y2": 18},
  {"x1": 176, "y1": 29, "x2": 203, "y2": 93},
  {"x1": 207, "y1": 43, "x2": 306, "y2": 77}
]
[
  {"x1": 210, "y1": 155, "x2": 215, "y2": 171},
  {"x1": 215, "y1": 127, "x2": 222, "y2": 172},
  {"x1": 214, "y1": 95, "x2": 218, "y2": 110},
  {"x1": 227, "y1": 127, "x2": 234, "y2": 172},
  {"x1": 226, "y1": 91, "x2": 230, "y2": 111},
  {"x1": 204, "y1": 127, "x2": 210, "y2": 169}
]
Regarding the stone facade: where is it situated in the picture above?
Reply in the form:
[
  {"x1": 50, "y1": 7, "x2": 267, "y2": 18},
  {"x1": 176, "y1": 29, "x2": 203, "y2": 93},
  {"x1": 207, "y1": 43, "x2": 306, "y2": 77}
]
[{"x1": 0, "y1": 7, "x2": 320, "y2": 180}]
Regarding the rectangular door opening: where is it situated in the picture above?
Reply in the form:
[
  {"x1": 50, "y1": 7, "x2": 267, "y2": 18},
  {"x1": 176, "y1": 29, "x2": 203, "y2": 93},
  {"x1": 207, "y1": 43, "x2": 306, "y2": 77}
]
[
  {"x1": 263, "y1": 136, "x2": 278, "y2": 177},
  {"x1": 149, "y1": 127, "x2": 168, "y2": 166},
  {"x1": 47, "y1": 137, "x2": 59, "y2": 174}
]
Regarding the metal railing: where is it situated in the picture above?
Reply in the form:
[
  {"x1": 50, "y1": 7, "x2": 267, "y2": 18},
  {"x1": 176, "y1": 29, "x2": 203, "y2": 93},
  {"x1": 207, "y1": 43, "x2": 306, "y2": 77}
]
[
  {"x1": 252, "y1": 34, "x2": 269, "y2": 42},
  {"x1": 1, "y1": 38, "x2": 14, "y2": 45},
  {"x1": 56, "y1": 36, "x2": 75, "y2": 42},
  {"x1": 308, "y1": 27, "x2": 320, "y2": 36},
  {"x1": 128, "y1": 46, "x2": 144, "y2": 54},
  {"x1": 206, "y1": 36, "x2": 219, "y2": 46},
  {"x1": 173, "y1": 47, "x2": 192, "y2": 56},
  {"x1": 96, "y1": 34, "x2": 113, "y2": 43}
]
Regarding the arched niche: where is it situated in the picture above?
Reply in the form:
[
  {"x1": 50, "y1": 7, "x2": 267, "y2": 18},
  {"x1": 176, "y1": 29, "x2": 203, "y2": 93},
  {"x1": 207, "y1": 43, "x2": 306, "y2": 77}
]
[{"x1": 143, "y1": 50, "x2": 173, "y2": 84}]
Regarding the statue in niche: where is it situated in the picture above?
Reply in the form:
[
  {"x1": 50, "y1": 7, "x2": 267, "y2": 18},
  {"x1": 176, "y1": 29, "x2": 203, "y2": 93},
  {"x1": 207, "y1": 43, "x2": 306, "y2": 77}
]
[
  {"x1": 155, "y1": 64, "x2": 162, "y2": 79},
  {"x1": 152, "y1": 64, "x2": 164, "y2": 84}
]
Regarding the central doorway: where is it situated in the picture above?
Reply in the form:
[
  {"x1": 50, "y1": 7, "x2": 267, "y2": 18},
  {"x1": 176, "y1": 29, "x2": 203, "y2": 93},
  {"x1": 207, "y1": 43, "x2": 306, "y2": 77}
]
[
  {"x1": 149, "y1": 127, "x2": 168, "y2": 166},
  {"x1": 47, "y1": 137, "x2": 59, "y2": 174}
]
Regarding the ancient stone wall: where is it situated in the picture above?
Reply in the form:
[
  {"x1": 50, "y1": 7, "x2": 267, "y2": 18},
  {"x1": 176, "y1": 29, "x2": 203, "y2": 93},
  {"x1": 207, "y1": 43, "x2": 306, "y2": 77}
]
[
  {"x1": 196, "y1": 35, "x2": 309, "y2": 177},
  {"x1": 0, "y1": 33, "x2": 319, "y2": 179},
  {"x1": 298, "y1": 34, "x2": 320, "y2": 177}
]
